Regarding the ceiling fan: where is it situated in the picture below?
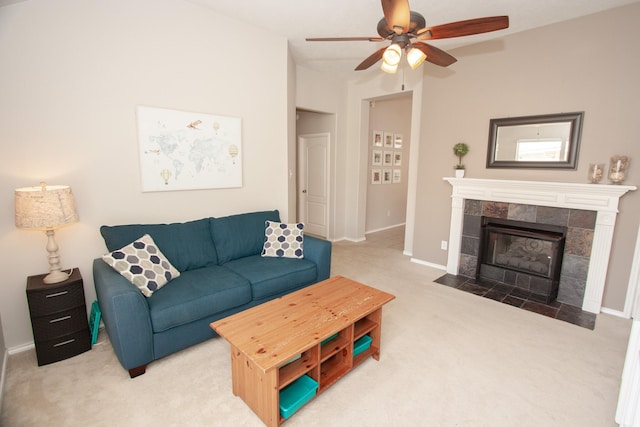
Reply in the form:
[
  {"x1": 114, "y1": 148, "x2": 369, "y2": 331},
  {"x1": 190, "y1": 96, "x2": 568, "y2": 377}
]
[{"x1": 306, "y1": 0, "x2": 509, "y2": 73}]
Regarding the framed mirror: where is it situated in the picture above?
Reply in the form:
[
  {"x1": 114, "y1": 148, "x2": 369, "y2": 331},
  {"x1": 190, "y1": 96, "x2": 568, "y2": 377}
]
[{"x1": 486, "y1": 112, "x2": 584, "y2": 169}]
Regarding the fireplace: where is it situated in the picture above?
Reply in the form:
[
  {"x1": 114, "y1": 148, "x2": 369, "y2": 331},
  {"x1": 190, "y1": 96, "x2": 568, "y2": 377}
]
[
  {"x1": 442, "y1": 178, "x2": 636, "y2": 313},
  {"x1": 477, "y1": 217, "x2": 567, "y2": 303}
]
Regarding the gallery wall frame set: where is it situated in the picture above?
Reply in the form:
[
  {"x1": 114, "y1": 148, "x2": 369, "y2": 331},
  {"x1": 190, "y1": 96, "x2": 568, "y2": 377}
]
[
  {"x1": 371, "y1": 168, "x2": 402, "y2": 185},
  {"x1": 371, "y1": 130, "x2": 403, "y2": 184},
  {"x1": 373, "y1": 130, "x2": 403, "y2": 149}
]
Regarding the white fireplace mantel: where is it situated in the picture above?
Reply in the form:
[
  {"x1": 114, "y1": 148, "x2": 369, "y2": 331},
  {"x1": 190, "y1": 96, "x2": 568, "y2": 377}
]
[{"x1": 443, "y1": 178, "x2": 637, "y2": 314}]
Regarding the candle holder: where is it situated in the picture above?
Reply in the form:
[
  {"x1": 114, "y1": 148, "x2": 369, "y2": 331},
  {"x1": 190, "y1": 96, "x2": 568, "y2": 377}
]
[
  {"x1": 608, "y1": 155, "x2": 629, "y2": 184},
  {"x1": 588, "y1": 163, "x2": 604, "y2": 184}
]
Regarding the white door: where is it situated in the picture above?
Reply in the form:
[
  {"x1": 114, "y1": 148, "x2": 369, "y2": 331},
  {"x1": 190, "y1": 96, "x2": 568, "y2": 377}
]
[{"x1": 298, "y1": 133, "x2": 329, "y2": 238}]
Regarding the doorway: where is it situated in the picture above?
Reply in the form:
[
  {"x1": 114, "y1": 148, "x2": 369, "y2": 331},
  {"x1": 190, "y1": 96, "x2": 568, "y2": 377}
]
[
  {"x1": 295, "y1": 109, "x2": 335, "y2": 239},
  {"x1": 365, "y1": 94, "x2": 412, "y2": 246},
  {"x1": 298, "y1": 133, "x2": 329, "y2": 238}
]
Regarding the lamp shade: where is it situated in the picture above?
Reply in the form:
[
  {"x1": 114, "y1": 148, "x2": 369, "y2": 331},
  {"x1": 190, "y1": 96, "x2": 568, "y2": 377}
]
[
  {"x1": 15, "y1": 183, "x2": 79, "y2": 230},
  {"x1": 407, "y1": 47, "x2": 427, "y2": 70}
]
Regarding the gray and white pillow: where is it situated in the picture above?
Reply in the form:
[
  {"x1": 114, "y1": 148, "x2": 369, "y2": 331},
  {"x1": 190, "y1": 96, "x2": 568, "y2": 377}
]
[
  {"x1": 261, "y1": 221, "x2": 304, "y2": 259},
  {"x1": 102, "y1": 234, "x2": 180, "y2": 297}
]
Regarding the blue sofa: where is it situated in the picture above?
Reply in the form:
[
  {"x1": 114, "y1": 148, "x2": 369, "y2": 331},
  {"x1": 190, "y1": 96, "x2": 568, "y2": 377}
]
[{"x1": 93, "y1": 210, "x2": 332, "y2": 378}]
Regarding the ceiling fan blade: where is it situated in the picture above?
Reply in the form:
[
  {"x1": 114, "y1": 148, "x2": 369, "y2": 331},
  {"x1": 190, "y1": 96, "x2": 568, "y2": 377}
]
[
  {"x1": 306, "y1": 37, "x2": 385, "y2": 42},
  {"x1": 417, "y1": 16, "x2": 509, "y2": 40},
  {"x1": 355, "y1": 47, "x2": 387, "y2": 71},
  {"x1": 381, "y1": 0, "x2": 410, "y2": 34},
  {"x1": 413, "y1": 42, "x2": 457, "y2": 67}
]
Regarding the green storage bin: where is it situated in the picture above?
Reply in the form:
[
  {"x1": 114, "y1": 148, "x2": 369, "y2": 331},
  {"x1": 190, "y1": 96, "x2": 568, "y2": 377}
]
[
  {"x1": 279, "y1": 375, "x2": 318, "y2": 419},
  {"x1": 353, "y1": 334, "x2": 372, "y2": 357},
  {"x1": 321, "y1": 333, "x2": 338, "y2": 345}
]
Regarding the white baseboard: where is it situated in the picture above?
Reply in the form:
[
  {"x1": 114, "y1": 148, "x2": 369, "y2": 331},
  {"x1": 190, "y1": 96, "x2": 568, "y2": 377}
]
[
  {"x1": 411, "y1": 258, "x2": 447, "y2": 271},
  {"x1": 7, "y1": 342, "x2": 34, "y2": 355},
  {"x1": 342, "y1": 236, "x2": 366, "y2": 243},
  {"x1": 601, "y1": 307, "x2": 629, "y2": 319},
  {"x1": 365, "y1": 223, "x2": 405, "y2": 235}
]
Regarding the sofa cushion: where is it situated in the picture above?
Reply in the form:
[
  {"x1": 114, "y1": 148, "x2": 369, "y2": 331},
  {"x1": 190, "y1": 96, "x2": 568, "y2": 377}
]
[
  {"x1": 223, "y1": 255, "x2": 317, "y2": 300},
  {"x1": 262, "y1": 221, "x2": 304, "y2": 259},
  {"x1": 210, "y1": 210, "x2": 280, "y2": 264},
  {"x1": 146, "y1": 266, "x2": 251, "y2": 333},
  {"x1": 101, "y1": 234, "x2": 180, "y2": 297},
  {"x1": 100, "y1": 218, "x2": 218, "y2": 272}
]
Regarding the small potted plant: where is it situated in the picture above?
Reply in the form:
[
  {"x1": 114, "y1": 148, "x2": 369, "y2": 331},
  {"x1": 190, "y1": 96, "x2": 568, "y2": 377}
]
[{"x1": 453, "y1": 142, "x2": 469, "y2": 177}]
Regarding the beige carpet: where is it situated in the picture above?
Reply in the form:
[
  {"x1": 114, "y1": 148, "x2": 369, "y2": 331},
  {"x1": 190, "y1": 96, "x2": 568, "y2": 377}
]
[{"x1": 0, "y1": 227, "x2": 631, "y2": 426}]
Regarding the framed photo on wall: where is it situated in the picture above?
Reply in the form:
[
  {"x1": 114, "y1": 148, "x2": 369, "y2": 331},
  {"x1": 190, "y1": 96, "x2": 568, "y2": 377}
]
[
  {"x1": 382, "y1": 169, "x2": 392, "y2": 184},
  {"x1": 384, "y1": 132, "x2": 394, "y2": 148},
  {"x1": 394, "y1": 152, "x2": 402, "y2": 166},
  {"x1": 372, "y1": 150, "x2": 382, "y2": 166},
  {"x1": 137, "y1": 106, "x2": 242, "y2": 192},
  {"x1": 394, "y1": 134, "x2": 403, "y2": 149},
  {"x1": 393, "y1": 169, "x2": 401, "y2": 183},
  {"x1": 383, "y1": 151, "x2": 393, "y2": 166},
  {"x1": 372, "y1": 130, "x2": 383, "y2": 147},
  {"x1": 371, "y1": 168, "x2": 381, "y2": 184}
]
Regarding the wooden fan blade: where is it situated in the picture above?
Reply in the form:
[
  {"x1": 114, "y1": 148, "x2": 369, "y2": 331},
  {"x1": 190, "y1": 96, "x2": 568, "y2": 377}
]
[
  {"x1": 306, "y1": 37, "x2": 385, "y2": 42},
  {"x1": 381, "y1": 0, "x2": 410, "y2": 34},
  {"x1": 413, "y1": 42, "x2": 457, "y2": 67},
  {"x1": 417, "y1": 16, "x2": 509, "y2": 40},
  {"x1": 355, "y1": 47, "x2": 387, "y2": 71}
]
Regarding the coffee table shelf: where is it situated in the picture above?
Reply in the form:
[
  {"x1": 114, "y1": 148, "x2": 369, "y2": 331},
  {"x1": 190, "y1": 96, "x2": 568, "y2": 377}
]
[{"x1": 210, "y1": 276, "x2": 395, "y2": 426}]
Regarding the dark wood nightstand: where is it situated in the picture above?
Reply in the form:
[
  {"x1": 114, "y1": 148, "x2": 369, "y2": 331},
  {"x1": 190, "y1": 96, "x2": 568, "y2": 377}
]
[{"x1": 26, "y1": 269, "x2": 91, "y2": 366}]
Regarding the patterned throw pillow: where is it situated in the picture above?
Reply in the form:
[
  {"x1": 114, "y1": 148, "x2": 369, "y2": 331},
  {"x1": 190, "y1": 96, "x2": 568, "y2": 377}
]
[
  {"x1": 101, "y1": 234, "x2": 180, "y2": 297},
  {"x1": 261, "y1": 221, "x2": 304, "y2": 259}
]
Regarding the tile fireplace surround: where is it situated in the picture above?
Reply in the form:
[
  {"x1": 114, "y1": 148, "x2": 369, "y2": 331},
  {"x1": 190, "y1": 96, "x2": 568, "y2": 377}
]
[{"x1": 444, "y1": 178, "x2": 636, "y2": 314}]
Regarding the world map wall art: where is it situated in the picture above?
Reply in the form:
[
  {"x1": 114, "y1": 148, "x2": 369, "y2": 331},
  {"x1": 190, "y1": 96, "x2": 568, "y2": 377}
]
[{"x1": 137, "y1": 106, "x2": 242, "y2": 192}]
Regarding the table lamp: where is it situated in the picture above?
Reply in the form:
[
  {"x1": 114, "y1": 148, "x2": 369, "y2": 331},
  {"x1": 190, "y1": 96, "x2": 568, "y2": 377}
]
[{"x1": 15, "y1": 182, "x2": 79, "y2": 284}]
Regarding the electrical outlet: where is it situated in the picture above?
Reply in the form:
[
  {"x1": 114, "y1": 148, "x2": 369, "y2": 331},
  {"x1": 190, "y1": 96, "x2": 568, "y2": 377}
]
[{"x1": 441, "y1": 241, "x2": 448, "y2": 250}]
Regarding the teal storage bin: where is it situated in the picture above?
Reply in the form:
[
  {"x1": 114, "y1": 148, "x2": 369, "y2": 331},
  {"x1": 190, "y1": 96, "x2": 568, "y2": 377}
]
[
  {"x1": 321, "y1": 333, "x2": 338, "y2": 345},
  {"x1": 353, "y1": 334, "x2": 372, "y2": 357},
  {"x1": 279, "y1": 375, "x2": 318, "y2": 419}
]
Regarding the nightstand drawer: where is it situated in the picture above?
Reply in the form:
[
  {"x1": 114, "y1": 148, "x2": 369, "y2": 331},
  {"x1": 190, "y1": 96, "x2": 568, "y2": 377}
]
[
  {"x1": 27, "y1": 282, "x2": 85, "y2": 316},
  {"x1": 34, "y1": 329, "x2": 91, "y2": 366},
  {"x1": 31, "y1": 306, "x2": 89, "y2": 341}
]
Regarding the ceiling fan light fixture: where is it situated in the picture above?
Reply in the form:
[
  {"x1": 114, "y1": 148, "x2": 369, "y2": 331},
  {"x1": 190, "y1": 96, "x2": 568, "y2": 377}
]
[
  {"x1": 380, "y1": 60, "x2": 398, "y2": 74},
  {"x1": 407, "y1": 47, "x2": 427, "y2": 70},
  {"x1": 382, "y1": 43, "x2": 402, "y2": 66}
]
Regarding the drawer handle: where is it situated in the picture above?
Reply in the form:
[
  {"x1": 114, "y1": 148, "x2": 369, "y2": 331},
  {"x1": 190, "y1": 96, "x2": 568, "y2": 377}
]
[
  {"x1": 50, "y1": 315, "x2": 72, "y2": 323},
  {"x1": 45, "y1": 291, "x2": 69, "y2": 298},
  {"x1": 53, "y1": 339, "x2": 75, "y2": 347}
]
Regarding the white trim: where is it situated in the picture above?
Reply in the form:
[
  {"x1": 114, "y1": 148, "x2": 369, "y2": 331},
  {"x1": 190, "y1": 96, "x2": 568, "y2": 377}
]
[
  {"x1": 365, "y1": 223, "x2": 405, "y2": 235},
  {"x1": 342, "y1": 237, "x2": 366, "y2": 243},
  {"x1": 7, "y1": 342, "x2": 34, "y2": 355},
  {"x1": 0, "y1": 347, "x2": 7, "y2": 412},
  {"x1": 624, "y1": 224, "x2": 640, "y2": 319},
  {"x1": 443, "y1": 178, "x2": 636, "y2": 314},
  {"x1": 411, "y1": 258, "x2": 447, "y2": 271},
  {"x1": 616, "y1": 320, "x2": 640, "y2": 426},
  {"x1": 600, "y1": 307, "x2": 628, "y2": 319}
]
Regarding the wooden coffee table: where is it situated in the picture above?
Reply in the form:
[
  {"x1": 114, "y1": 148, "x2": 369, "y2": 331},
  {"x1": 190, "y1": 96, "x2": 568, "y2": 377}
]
[{"x1": 210, "y1": 275, "x2": 395, "y2": 426}]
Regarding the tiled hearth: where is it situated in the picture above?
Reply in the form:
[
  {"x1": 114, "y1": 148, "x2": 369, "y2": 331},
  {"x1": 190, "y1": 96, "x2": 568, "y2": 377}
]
[{"x1": 434, "y1": 273, "x2": 597, "y2": 329}]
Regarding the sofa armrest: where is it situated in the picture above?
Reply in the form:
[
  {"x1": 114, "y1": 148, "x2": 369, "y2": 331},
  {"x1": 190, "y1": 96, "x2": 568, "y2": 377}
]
[
  {"x1": 93, "y1": 258, "x2": 154, "y2": 371},
  {"x1": 303, "y1": 235, "x2": 332, "y2": 281}
]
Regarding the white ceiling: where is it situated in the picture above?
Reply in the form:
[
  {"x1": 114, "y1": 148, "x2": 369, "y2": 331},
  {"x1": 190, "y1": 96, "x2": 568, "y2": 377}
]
[
  {"x1": 2, "y1": 0, "x2": 637, "y2": 76},
  {"x1": 188, "y1": 0, "x2": 639, "y2": 77}
]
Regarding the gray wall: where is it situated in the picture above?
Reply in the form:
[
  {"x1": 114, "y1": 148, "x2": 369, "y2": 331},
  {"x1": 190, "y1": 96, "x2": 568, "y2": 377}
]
[{"x1": 413, "y1": 3, "x2": 640, "y2": 311}]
